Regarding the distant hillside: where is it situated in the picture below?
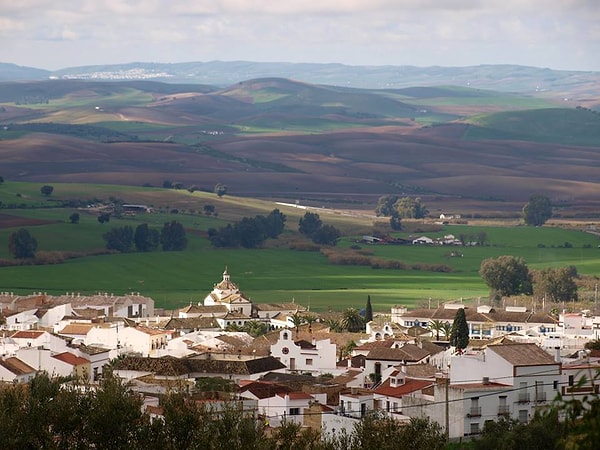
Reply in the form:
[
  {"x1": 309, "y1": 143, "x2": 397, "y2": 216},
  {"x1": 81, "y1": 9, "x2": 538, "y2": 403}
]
[
  {"x1": 0, "y1": 77, "x2": 599, "y2": 215},
  {"x1": 464, "y1": 107, "x2": 600, "y2": 146},
  {"x1": 0, "y1": 63, "x2": 50, "y2": 81},
  {"x1": 2, "y1": 60, "x2": 599, "y2": 100}
]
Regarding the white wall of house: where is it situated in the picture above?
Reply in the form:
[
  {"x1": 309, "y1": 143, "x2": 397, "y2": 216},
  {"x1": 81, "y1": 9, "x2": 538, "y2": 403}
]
[
  {"x1": 339, "y1": 392, "x2": 374, "y2": 418},
  {"x1": 270, "y1": 330, "x2": 337, "y2": 373},
  {"x1": 16, "y1": 347, "x2": 72, "y2": 377},
  {"x1": 39, "y1": 304, "x2": 74, "y2": 328},
  {"x1": 260, "y1": 393, "x2": 314, "y2": 427},
  {"x1": 3, "y1": 309, "x2": 38, "y2": 330}
]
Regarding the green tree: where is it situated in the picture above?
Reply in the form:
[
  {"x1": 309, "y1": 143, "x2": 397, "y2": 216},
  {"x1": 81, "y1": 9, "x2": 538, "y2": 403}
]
[
  {"x1": 264, "y1": 208, "x2": 287, "y2": 238},
  {"x1": 394, "y1": 196, "x2": 428, "y2": 219},
  {"x1": 40, "y1": 185, "x2": 54, "y2": 196},
  {"x1": 97, "y1": 212, "x2": 110, "y2": 224},
  {"x1": 103, "y1": 226, "x2": 134, "y2": 253},
  {"x1": 311, "y1": 224, "x2": 341, "y2": 246},
  {"x1": 534, "y1": 266, "x2": 578, "y2": 303},
  {"x1": 290, "y1": 312, "x2": 305, "y2": 333},
  {"x1": 69, "y1": 212, "x2": 80, "y2": 224},
  {"x1": 523, "y1": 193, "x2": 552, "y2": 226},
  {"x1": 440, "y1": 321, "x2": 452, "y2": 340},
  {"x1": 299, "y1": 212, "x2": 322, "y2": 237},
  {"x1": 480, "y1": 255, "x2": 533, "y2": 300},
  {"x1": 203, "y1": 204, "x2": 216, "y2": 215},
  {"x1": 375, "y1": 194, "x2": 399, "y2": 217},
  {"x1": 389, "y1": 216, "x2": 402, "y2": 230},
  {"x1": 365, "y1": 295, "x2": 373, "y2": 323},
  {"x1": 242, "y1": 320, "x2": 270, "y2": 337},
  {"x1": 449, "y1": 308, "x2": 469, "y2": 351},
  {"x1": 0, "y1": 176, "x2": 4, "y2": 184},
  {"x1": 134, "y1": 223, "x2": 160, "y2": 252},
  {"x1": 341, "y1": 308, "x2": 365, "y2": 332},
  {"x1": 214, "y1": 183, "x2": 228, "y2": 197},
  {"x1": 8, "y1": 228, "x2": 37, "y2": 258},
  {"x1": 428, "y1": 319, "x2": 445, "y2": 341},
  {"x1": 161, "y1": 221, "x2": 187, "y2": 251}
]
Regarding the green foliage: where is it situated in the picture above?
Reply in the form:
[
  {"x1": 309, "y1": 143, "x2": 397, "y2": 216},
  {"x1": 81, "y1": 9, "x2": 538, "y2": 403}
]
[
  {"x1": 40, "y1": 185, "x2": 54, "y2": 196},
  {"x1": 365, "y1": 295, "x2": 373, "y2": 322},
  {"x1": 134, "y1": 223, "x2": 160, "y2": 252},
  {"x1": 103, "y1": 226, "x2": 134, "y2": 253},
  {"x1": 161, "y1": 221, "x2": 188, "y2": 251},
  {"x1": 449, "y1": 308, "x2": 469, "y2": 351},
  {"x1": 428, "y1": 319, "x2": 446, "y2": 341},
  {"x1": 97, "y1": 212, "x2": 111, "y2": 224},
  {"x1": 534, "y1": 266, "x2": 578, "y2": 302},
  {"x1": 394, "y1": 196, "x2": 428, "y2": 219},
  {"x1": 299, "y1": 212, "x2": 323, "y2": 237},
  {"x1": 375, "y1": 195, "x2": 399, "y2": 217},
  {"x1": 389, "y1": 216, "x2": 402, "y2": 230},
  {"x1": 341, "y1": 307, "x2": 365, "y2": 332},
  {"x1": 8, "y1": 228, "x2": 38, "y2": 258},
  {"x1": 523, "y1": 194, "x2": 552, "y2": 226},
  {"x1": 208, "y1": 209, "x2": 286, "y2": 248},
  {"x1": 312, "y1": 224, "x2": 341, "y2": 246},
  {"x1": 69, "y1": 212, "x2": 80, "y2": 224},
  {"x1": 480, "y1": 255, "x2": 532, "y2": 300},
  {"x1": 473, "y1": 413, "x2": 561, "y2": 450},
  {"x1": 214, "y1": 183, "x2": 228, "y2": 197}
]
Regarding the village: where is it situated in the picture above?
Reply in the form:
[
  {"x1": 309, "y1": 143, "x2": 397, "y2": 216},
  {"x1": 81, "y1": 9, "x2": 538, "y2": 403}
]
[{"x1": 0, "y1": 267, "x2": 599, "y2": 440}]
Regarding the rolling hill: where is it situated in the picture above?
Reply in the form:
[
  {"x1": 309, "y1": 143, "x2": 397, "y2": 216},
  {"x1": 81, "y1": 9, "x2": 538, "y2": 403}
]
[{"x1": 0, "y1": 76, "x2": 599, "y2": 217}]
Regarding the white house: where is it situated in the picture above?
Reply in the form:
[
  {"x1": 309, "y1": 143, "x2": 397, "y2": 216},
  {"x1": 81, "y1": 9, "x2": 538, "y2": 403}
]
[
  {"x1": 441, "y1": 343, "x2": 562, "y2": 437},
  {"x1": 0, "y1": 356, "x2": 37, "y2": 383},
  {"x1": 270, "y1": 329, "x2": 337, "y2": 373}
]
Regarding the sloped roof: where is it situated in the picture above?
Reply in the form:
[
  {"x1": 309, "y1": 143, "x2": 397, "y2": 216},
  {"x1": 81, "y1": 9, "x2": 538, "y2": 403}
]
[
  {"x1": 53, "y1": 352, "x2": 89, "y2": 366},
  {"x1": 58, "y1": 323, "x2": 95, "y2": 335},
  {"x1": 332, "y1": 369, "x2": 363, "y2": 386},
  {"x1": 254, "y1": 303, "x2": 307, "y2": 312},
  {"x1": 374, "y1": 378, "x2": 434, "y2": 397},
  {"x1": 10, "y1": 330, "x2": 45, "y2": 340},
  {"x1": 489, "y1": 343, "x2": 558, "y2": 366},
  {"x1": 163, "y1": 317, "x2": 222, "y2": 330},
  {"x1": 402, "y1": 363, "x2": 439, "y2": 378},
  {"x1": 366, "y1": 344, "x2": 430, "y2": 362},
  {"x1": 0, "y1": 357, "x2": 36, "y2": 376},
  {"x1": 115, "y1": 355, "x2": 285, "y2": 376},
  {"x1": 239, "y1": 381, "x2": 292, "y2": 399}
]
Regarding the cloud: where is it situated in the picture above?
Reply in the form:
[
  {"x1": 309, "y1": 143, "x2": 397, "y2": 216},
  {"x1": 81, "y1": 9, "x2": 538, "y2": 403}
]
[{"x1": 0, "y1": 0, "x2": 598, "y2": 70}]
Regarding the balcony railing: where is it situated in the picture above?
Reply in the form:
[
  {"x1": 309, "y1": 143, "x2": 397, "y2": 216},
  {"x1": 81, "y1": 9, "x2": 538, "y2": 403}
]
[
  {"x1": 518, "y1": 393, "x2": 530, "y2": 403},
  {"x1": 498, "y1": 405, "x2": 510, "y2": 416},
  {"x1": 535, "y1": 392, "x2": 547, "y2": 402},
  {"x1": 468, "y1": 406, "x2": 482, "y2": 417}
]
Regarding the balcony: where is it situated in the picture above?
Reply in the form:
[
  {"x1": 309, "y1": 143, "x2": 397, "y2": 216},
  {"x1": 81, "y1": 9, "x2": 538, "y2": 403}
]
[
  {"x1": 535, "y1": 392, "x2": 547, "y2": 402},
  {"x1": 468, "y1": 406, "x2": 482, "y2": 417},
  {"x1": 518, "y1": 393, "x2": 530, "y2": 403},
  {"x1": 497, "y1": 405, "x2": 510, "y2": 416}
]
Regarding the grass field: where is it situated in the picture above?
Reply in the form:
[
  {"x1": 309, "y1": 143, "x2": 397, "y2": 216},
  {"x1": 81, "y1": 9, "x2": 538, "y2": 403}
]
[{"x1": 1, "y1": 182, "x2": 599, "y2": 313}]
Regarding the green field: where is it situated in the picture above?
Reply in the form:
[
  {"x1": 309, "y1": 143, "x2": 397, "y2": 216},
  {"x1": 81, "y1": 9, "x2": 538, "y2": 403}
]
[{"x1": 1, "y1": 182, "x2": 599, "y2": 313}]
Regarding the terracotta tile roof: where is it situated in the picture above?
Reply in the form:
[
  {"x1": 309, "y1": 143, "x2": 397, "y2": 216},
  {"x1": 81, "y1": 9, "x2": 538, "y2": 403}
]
[
  {"x1": 115, "y1": 355, "x2": 285, "y2": 376},
  {"x1": 135, "y1": 326, "x2": 166, "y2": 336},
  {"x1": 366, "y1": 344, "x2": 430, "y2": 362},
  {"x1": 163, "y1": 317, "x2": 222, "y2": 330},
  {"x1": 402, "y1": 363, "x2": 439, "y2": 378},
  {"x1": 179, "y1": 304, "x2": 227, "y2": 315},
  {"x1": 75, "y1": 344, "x2": 110, "y2": 356},
  {"x1": 277, "y1": 391, "x2": 314, "y2": 400},
  {"x1": 10, "y1": 330, "x2": 45, "y2": 339},
  {"x1": 58, "y1": 323, "x2": 95, "y2": 335},
  {"x1": 53, "y1": 352, "x2": 89, "y2": 366},
  {"x1": 489, "y1": 343, "x2": 558, "y2": 366},
  {"x1": 240, "y1": 381, "x2": 292, "y2": 399},
  {"x1": 254, "y1": 303, "x2": 307, "y2": 312},
  {"x1": 374, "y1": 378, "x2": 433, "y2": 397},
  {"x1": 0, "y1": 357, "x2": 36, "y2": 376}
]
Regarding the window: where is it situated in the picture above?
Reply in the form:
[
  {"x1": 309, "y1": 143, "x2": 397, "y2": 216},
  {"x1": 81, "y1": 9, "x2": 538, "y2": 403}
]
[
  {"x1": 553, "y1": 380, "x2": 559, "y2": 390},
  {"x1": 518, "y1": 409, "x2": 528, "y2": 423},
  {"x1": 470, "y1": 422, "x2": 480, "y2": 435},
  {"x1": 289, "y1": 408, "x2": 300, "y2": 416},
  {"x1": 305, "y1": 358, "x2": 313, "y2": 366},
  {"x1": 282, "y1": 347, "x2": 289, "y2": 355},
  {"x1": 283, "y1": 332, "x2": 288, "y2": 340},
  {"x1": 569, "y1": 375, "x2": 574, "y2": 386}
]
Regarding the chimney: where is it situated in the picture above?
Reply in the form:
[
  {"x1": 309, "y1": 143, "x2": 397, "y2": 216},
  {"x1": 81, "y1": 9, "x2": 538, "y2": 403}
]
[
  {"x1": 555, "y1": 346, "x2": 561, "y2": 363},
  {"x1": 482, "y1": 377, "x2": 490, "y2": 385}
]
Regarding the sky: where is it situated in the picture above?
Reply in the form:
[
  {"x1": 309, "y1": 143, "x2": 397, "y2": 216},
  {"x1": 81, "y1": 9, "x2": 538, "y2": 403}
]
[{"x1": 1, "y1": 0, "x2": 599, "y2": 72}]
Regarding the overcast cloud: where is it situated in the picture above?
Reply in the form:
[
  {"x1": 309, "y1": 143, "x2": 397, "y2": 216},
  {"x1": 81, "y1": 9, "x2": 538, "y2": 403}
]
[{"x1": 1, "y1": 0, "x2": 598, "y2": 71}]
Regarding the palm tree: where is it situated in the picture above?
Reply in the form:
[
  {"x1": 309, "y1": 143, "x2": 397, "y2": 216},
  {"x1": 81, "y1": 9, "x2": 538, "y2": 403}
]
[
  {"x1": 290, "y1": 313, "x2": 305, "y2": 333},
  {"x1": 325, "y1": 319, "x2": 342, "y2": 332},
  {"x1": 341, "y1": 308, "x2": 365, "y2": 333},
  {"x1": 428, "y1": 319, "x2": 445, "y2": 341},
  {"x1": 441, "y1": 321, "x2": 452, "y2": 340}
]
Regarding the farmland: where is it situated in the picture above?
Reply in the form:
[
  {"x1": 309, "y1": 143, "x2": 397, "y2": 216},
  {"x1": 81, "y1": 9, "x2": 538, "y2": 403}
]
[{"x1": 0, "y1": 182, "x2": 599, "y2": 313}]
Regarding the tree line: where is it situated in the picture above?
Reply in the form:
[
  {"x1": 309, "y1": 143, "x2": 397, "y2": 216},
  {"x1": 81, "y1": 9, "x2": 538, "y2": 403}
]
[
  {"x1": 103, "y1": 221, "x2": 187, "y2": 253},
  {"x1": 208, "y1": 209, "x2": 286, "y2": 248}
]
